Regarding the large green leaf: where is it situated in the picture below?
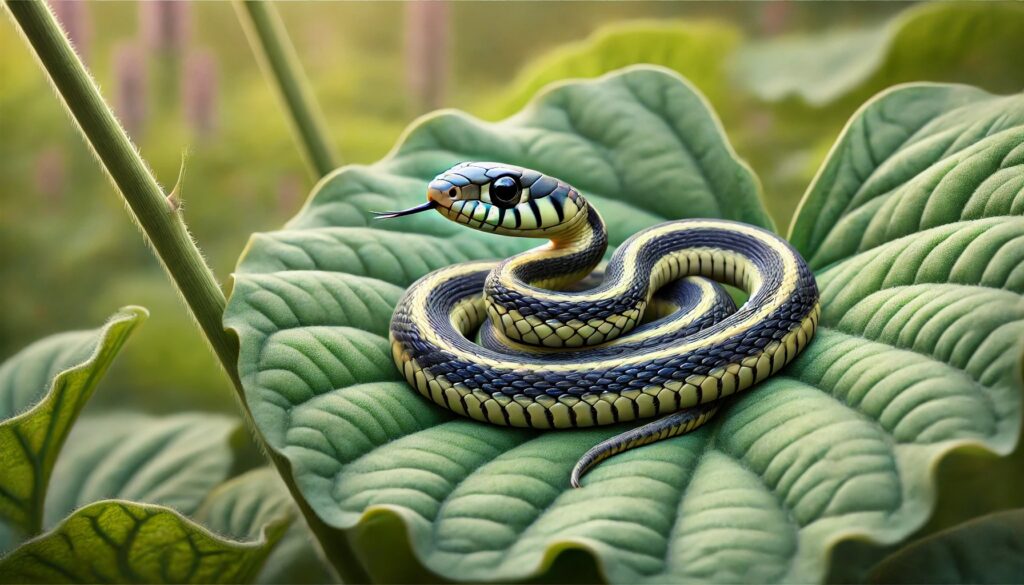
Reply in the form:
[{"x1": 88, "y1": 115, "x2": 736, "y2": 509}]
[
  {"x1": 0, "y1": 331, "x2": 291, "y2": 583},
  {"x1": 868, "y1": 509, "x2": 1024, "y2": 584},
  {"x1": 0, "y1": 307, "x2": 146, "y2": 545},
  {"x1": 733, "y1": 3, "x2": 1024, "y2": 106},
  {"x1": 225, "y1": 69, "x2": 1023, "y2": 583},
  {"x1": 792, "y1": 83, "x2": 1024, "y2": 583},
  {"x1": 44, "y1": 413, "x2": 241, "y2": 529},
  {"x1": 788, "y1": 84, "x2": 1024, "y2": 269},
  {"x1": 0, "y1": 500, "x2": 287, "y2": 584},
  {"x1": 196, "y1": 467, "x2": 337, "y2": 584}
]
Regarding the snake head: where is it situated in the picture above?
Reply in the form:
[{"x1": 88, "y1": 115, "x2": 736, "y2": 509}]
[{"x1": 374, "y1": 162, "x2": 589, "y2": 238}]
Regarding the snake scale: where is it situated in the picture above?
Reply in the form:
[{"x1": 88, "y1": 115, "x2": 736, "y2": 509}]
[{"x1": 376, "y1": 162, "x2": 820, "y2": 487}]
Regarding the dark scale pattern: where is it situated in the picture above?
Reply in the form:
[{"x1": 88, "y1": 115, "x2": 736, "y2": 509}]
[
  {"x1": 485, "y1": 209, "x2": 609, "y2": 316},
  {"x1": 448, "y1": 164, "x2": 492, "y2": 184},
  {"x1": 569, "y1": 400, "x2": 719, "y2": 487},
  {"x1": 390, "y1": 221, "x2": 819, "y2": 399},
  {"x1": 529, "y1": 176, "x2": 558, "y2": 197},
  {"x1": 443, "y1": 162, "x2": 543, "y2": 191},
  {"x1": 476, "y1": 277, "x2": 737, "y2": 359},
  {"x1": 486, "y1": 218, "x2": 784, "y2": 329}
]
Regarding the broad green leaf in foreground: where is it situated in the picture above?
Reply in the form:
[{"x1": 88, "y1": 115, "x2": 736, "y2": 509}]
[
  {"x1": 196, "y1": 467, "x2": 337, "y2": 584},
  {"x1": 0, "y1": 410, "x2": 288, "y2": 584},
  {"x1": 0, "y1": 501, "x2": 287, "y2": 584},
  {"x1": 44, "y1": 413, "x2": 241, "y2": 529},
  {"x1": 733, "y1": 2, "x2": 1024, "y2": 107},
  {"x1": 0, "y1": 307, "x2": 146, "y2": 545},
  {"x1": 868, "y1": 509, "x2": 1024, "y2": 584},
  {"x1": 0, "y1": 310, "x2": 290, "y2": 584},
  {"x1": 225, "y1": 68, "x2": 1023, "y2": 583}
]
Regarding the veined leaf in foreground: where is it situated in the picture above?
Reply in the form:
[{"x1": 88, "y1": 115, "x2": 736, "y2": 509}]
[
  {"x1": 0, "y1": 501, "x2": 287, "y2": 584},
  {"x1": 225, "y1": 69, "x2": 1023, "y2": 583},
  {"x1": 44, "y1": 413, "x2": 241, "y2": 529},
  {"x1": 196, "y1": 467, "x2": 337, "y2": 584},
  {"x1": 0, "y1": 307, "x2": 146, "y2": 547}
]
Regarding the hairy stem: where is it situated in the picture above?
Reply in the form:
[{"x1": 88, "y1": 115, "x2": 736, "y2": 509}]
[
  {"x1": 6, "y1": 3, "x2": 372, "y2": 582},
  {"x1": 234, "y1": 0, "x2": 339, "y2": 179},
  {"x1": 4, "y1": 0, "x2": 241, "y2": 388}
]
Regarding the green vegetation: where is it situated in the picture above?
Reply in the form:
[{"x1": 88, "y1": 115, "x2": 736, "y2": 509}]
[
  {"x1": 733, "y1": 2, "x2": 1024, "y2": 105},
  {"x1": 479, "y1": 2, "x2": 1024, "y2": 231},
  {"x1": 233, "y1": 0, "x2": 338, "y2": 179},
  {"x1": 0, "y1": 307, "x2": 144, "y2": 543},
  {"x1": 868, "y1": 510, "x2": 1024, "y2": 584},
  {"x1": 0, "y1": 501, "x2": 283, "y2": 584},
  {"x1": 226, "y1": 68, "x2": 1023, "y2": 583},
  {"x1": 0, "y1": 311, "x2": 321, "y2": 582},
  {"x1": 2, "y1": 1, "x2": 1022, "y2": 582}
]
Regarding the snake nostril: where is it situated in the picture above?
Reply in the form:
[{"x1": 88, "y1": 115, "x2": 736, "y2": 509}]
[{"x1": 449, "y1": 188, "x2": 458, "y2": 199}]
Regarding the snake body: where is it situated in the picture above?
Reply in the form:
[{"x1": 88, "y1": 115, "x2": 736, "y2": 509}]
[{"x1": 380, "y1": 162, "x2": 820, "y2": 486}]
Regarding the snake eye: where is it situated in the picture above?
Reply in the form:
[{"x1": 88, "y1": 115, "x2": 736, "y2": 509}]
[{"x1": 490, "y1": 176, "x2": 521, "y2": 207}]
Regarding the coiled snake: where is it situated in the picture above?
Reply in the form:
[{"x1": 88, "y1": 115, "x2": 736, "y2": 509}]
[{"x1": 376, "y1": 162, "x2": 819, "y2": 487}]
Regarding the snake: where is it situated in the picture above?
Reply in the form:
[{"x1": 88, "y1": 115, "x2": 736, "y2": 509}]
[{"x1": 376, "y1": 162, "x2": 820, "y2": 487}]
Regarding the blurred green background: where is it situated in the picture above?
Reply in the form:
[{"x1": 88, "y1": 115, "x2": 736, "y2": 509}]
[{"x1": 2, "y1": 1, "x2": 1020, "y2": 415}]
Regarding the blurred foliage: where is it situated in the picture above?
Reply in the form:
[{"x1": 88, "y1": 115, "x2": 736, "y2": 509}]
[
  {"x1": 477, "y1": 2, "x2": 1024, "y2": 238},
  {"x1": 195, "y1": 467, "x2": 337, "y2": 584},
  {"x1": 0, "y1": 500, "x2": 286, "y2": 584},
  {"x1": 0, "y1": 307, "x2": 144, "y2": 550},
  {"x1": 477, "y1": 21, "x2": 743, "y2": 119},
  {"x1": 734, "y1": 2, "x2": 1024, "y2": 105},
  {"x1": 738, "y1": 2, "x2": 1024, "y2": 234}
]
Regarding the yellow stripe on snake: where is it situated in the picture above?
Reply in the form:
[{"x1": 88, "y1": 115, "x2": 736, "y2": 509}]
[{"x1": 376, "y1": 162, "x2": 819, "y2": 487}]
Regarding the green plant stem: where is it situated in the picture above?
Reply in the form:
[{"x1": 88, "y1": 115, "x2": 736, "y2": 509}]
[
  {"x1": 5, "y1": 4, "x2": 372, "y2": 582},
  {"x1": 234, "y1": 0, "x2": 339, "y2": 179},
  {"x1": 4, "y1": 0, "x2": 241, "y2": 390}
]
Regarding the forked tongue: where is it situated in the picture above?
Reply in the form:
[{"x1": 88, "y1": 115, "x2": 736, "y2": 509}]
[{"x1": 371, "y1": 200, "x2": 437, "y2": 220}]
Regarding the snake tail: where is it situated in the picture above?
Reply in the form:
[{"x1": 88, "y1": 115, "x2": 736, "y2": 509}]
[{"x1": 570, "y1": 401, "x2": 720, "y2": 488}]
